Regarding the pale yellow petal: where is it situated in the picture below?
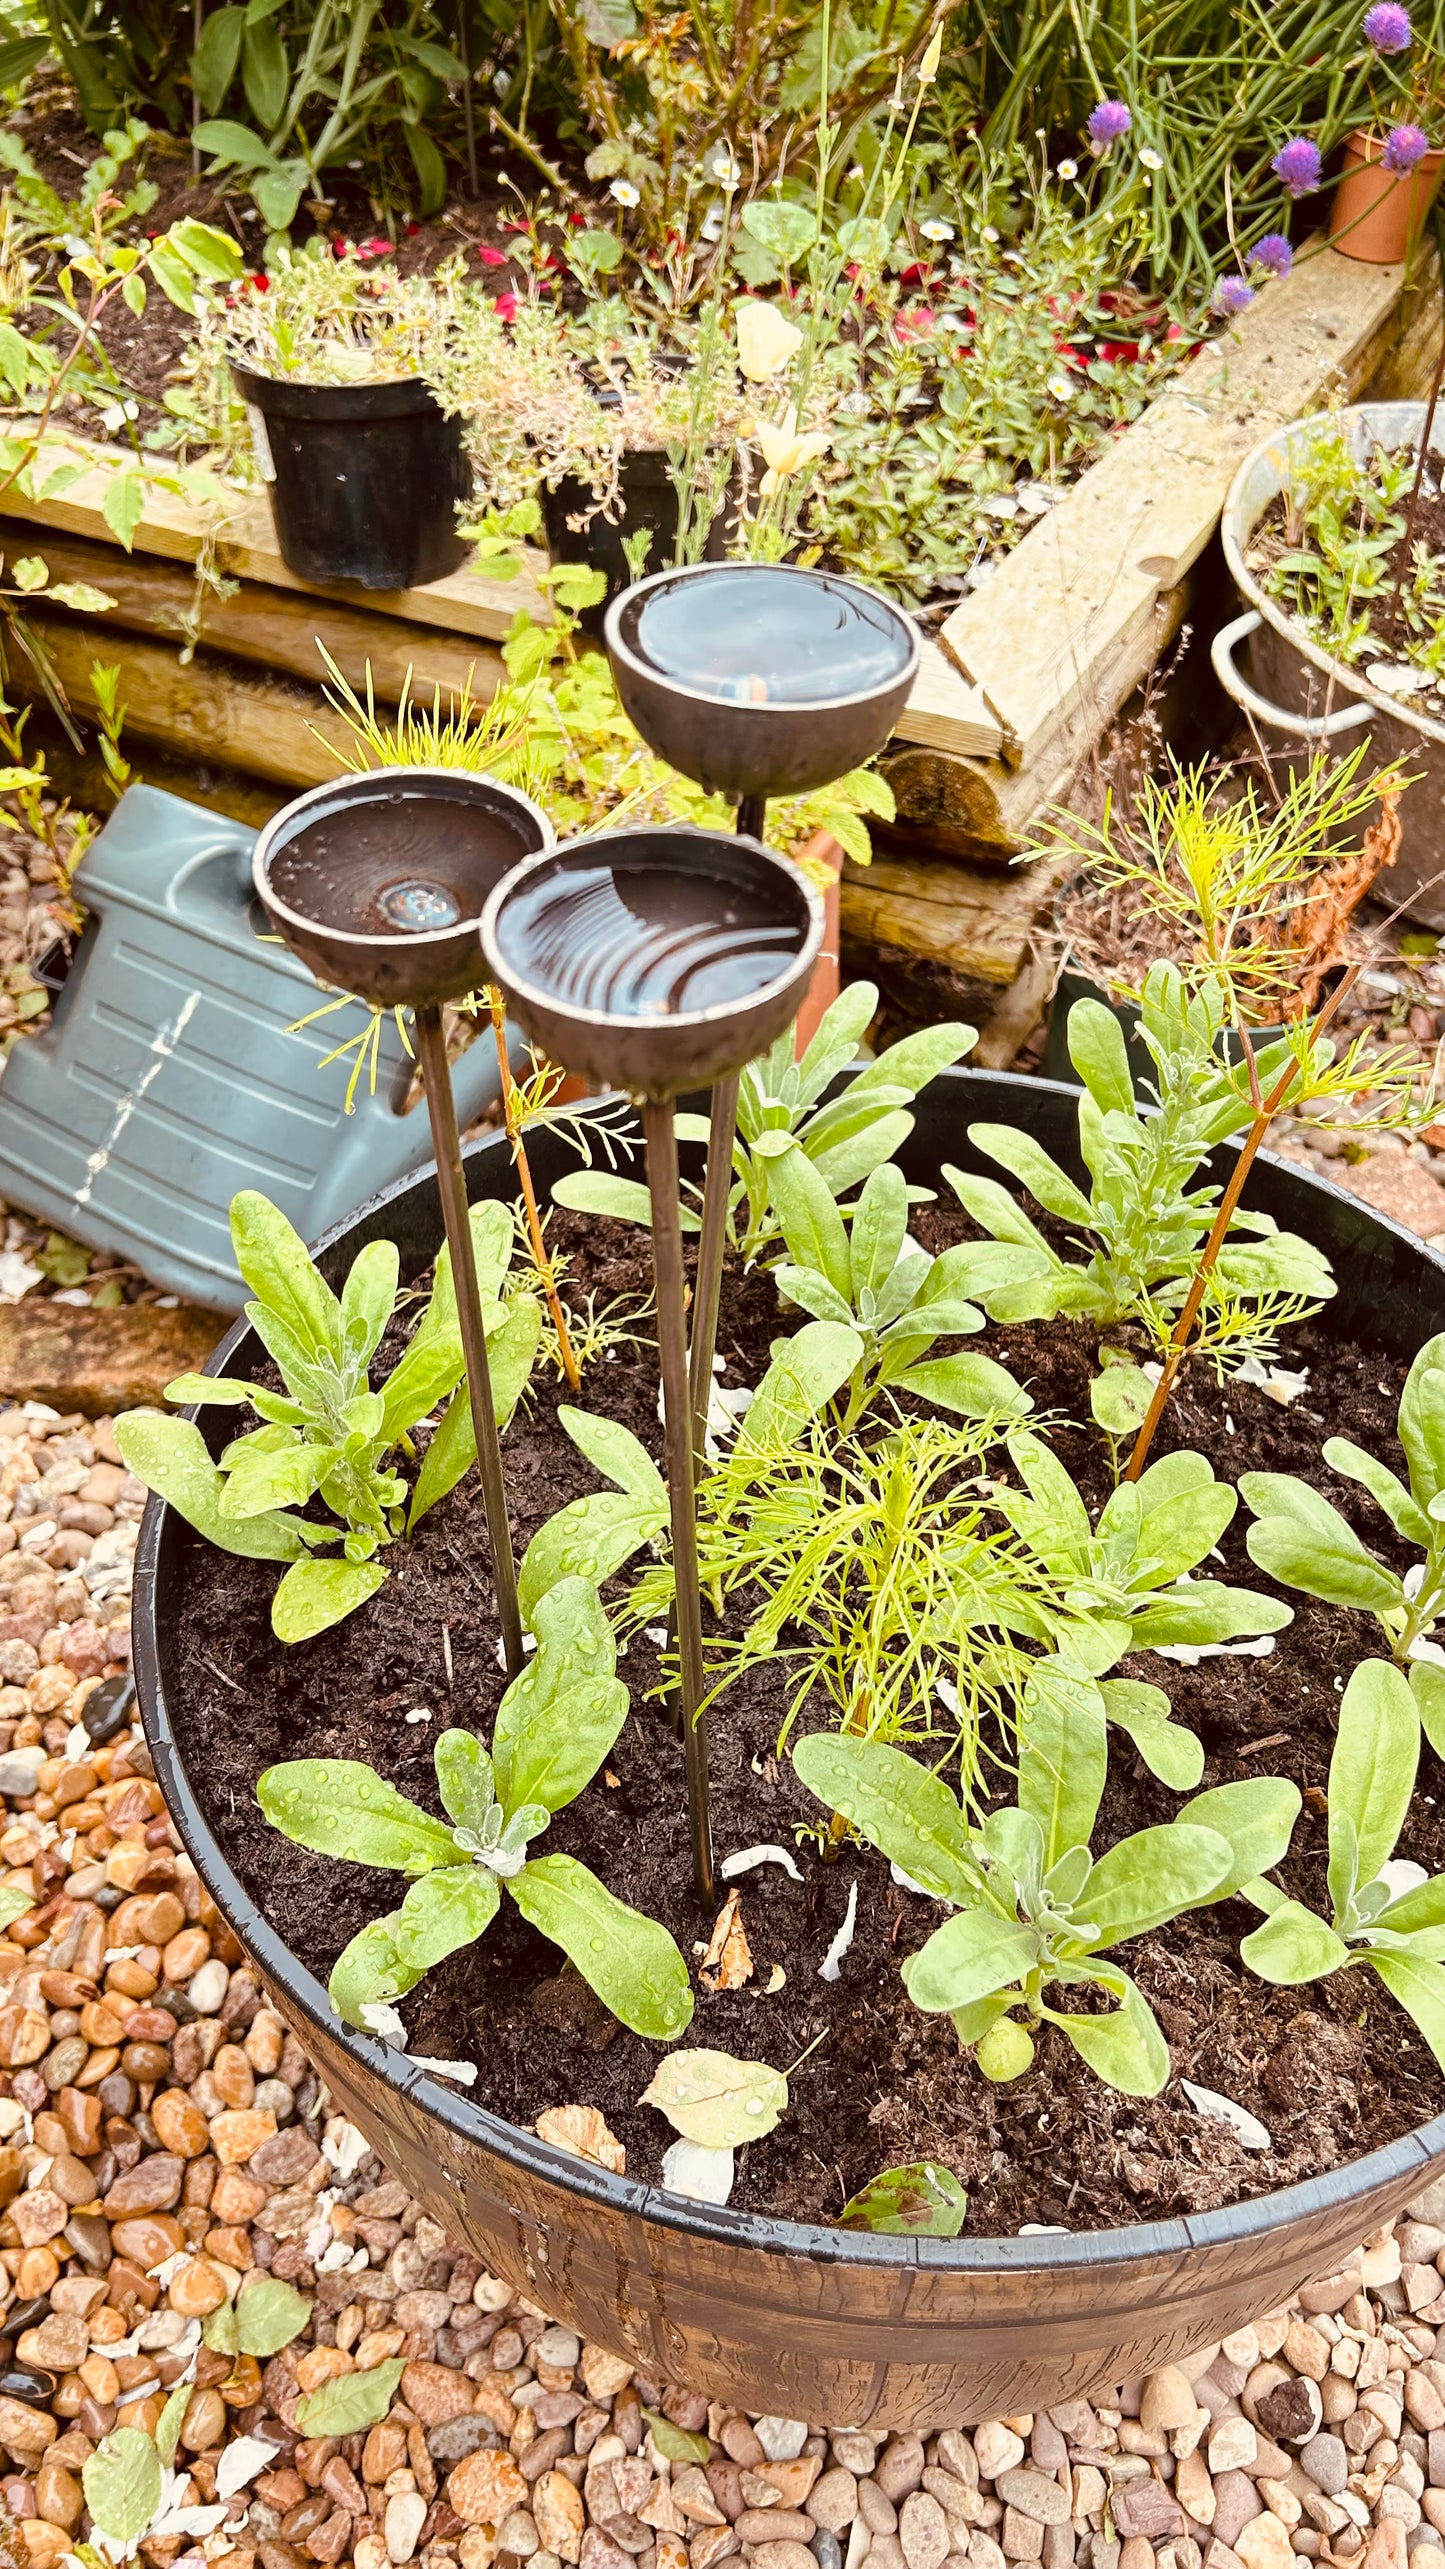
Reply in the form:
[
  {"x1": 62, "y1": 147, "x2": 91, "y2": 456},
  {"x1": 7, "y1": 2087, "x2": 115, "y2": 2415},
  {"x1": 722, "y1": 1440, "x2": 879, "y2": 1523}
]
[{"x1": 736, "y1": 299, "x2": 804, "y2": 382}]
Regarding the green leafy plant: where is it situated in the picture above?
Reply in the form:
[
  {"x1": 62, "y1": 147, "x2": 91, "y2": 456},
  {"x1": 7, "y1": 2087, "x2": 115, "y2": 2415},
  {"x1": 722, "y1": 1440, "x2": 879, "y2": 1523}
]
[
  {"x1": 796, "y1": 1712, "x2": 1299, "y2": 2094},
  {"x1": 555, "y1": 981, "x2": 973, "y2": 1258},
  {"x1": 997, "y1": 1432, "x2": 1291, "y2": 1754},
  {"x1": 115, "y1": 1189, "x2": 539, "y2": 1641},
  {"x1": 767, "y1": 1154, "x2": 1034, "y2": 1430},
  {"x1": 631, "y1": 1411, "x2": 1063, "y2": 1779},
  {"x1": 1238, "y1": 1657, "x2": 1445, "y2": 2068},
  {"x1": 1242, "y1": 1332, "x2": 1445, "y2": 1668},
  {"x1": 949, "y1": 965, "x2": 1335, "y2": 1368},
  {"x1": 259, "y1": 1575, "x2": 694, "y2": 2040}
]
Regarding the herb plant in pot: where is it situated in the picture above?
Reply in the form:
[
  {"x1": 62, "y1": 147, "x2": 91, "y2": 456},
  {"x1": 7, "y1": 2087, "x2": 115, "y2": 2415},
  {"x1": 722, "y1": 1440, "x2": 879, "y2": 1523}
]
[
  {"x1": 123, "y1": 865, "x2": 1445, "y2": 2424},
  {"x1": 219, "y1": 244, "x2": 474, "y2": 591},
  {"x1": 1328, "y1": 3, "x2": 1445, "y2": 262}
]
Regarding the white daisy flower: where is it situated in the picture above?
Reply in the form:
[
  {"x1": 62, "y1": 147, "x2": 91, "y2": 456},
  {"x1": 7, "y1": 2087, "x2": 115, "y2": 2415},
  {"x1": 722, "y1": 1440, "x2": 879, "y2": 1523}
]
[
  {"x1": 920, "y1": 218, "x2": 955, "y2": 241},
  {"x1": 610, "y1": 179, "x2": 641, "y2": 206},
  {"x1": 1057, "y1": 157, "x2": 1079, "y2": 178},
  {"x1": 1139, "y1": 146, "x2": 1163, "y2": 169}
]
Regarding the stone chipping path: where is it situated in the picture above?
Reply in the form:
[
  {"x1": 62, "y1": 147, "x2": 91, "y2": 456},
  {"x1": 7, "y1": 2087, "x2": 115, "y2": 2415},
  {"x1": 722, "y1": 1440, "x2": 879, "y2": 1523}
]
[{"x1": 0, "y1": 1399, "x2": 1443, "y2": 2569}]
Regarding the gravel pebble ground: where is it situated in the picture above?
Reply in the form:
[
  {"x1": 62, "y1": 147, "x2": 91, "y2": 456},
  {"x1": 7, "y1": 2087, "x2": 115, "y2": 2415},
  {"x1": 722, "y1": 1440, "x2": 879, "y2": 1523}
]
[{"x1": 0, "y1": 1410, "x2": 1441, "y2": 2569}]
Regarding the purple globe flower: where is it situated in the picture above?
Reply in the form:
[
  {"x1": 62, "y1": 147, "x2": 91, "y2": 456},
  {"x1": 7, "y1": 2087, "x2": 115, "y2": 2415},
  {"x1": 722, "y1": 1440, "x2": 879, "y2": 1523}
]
[
  {"x1": 1214, "y1": 275, "x2": 1255, "y2": 316},
  {"x1": 1364, "y1": 1, "x2": 1412, "y2": 50},
  {"x1": 1384, "y1": 120, "x2": 1431, "y2": 169},
  {"x1": 1272, "y1": 134, "x2": 1323, "y2": 196},
  {"x1": 1251, "y1": 231, "x2": 1293, "y2": 274},
  {"x1": 1087, "y1": 99, "x2": 1132, "y2": 145}
]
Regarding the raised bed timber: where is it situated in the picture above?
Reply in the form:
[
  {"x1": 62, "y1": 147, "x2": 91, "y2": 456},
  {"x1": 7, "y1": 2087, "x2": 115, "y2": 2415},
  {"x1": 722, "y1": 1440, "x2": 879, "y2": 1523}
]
[{"x1": 2, "y1": 233, "x2": 1440, "y2": 1038}]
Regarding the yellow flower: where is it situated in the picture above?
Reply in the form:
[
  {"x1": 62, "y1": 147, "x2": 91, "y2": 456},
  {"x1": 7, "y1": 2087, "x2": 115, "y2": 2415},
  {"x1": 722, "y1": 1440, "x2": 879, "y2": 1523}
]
[
  {"x1": 735, "y1": 298, "x2": 803, "y2": 382},
  {"x1": 917, "y1": 22, "x2": 944, "y2": 80},
  {"x1": 756, "y1": 405, "x2": 831, "y2": 495}
]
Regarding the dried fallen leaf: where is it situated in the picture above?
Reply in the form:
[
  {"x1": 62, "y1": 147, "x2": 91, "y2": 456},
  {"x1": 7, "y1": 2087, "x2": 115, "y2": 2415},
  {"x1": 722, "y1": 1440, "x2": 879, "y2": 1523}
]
[
  {"x1": 536, "y1": 2104, "x2": 626, "y2": 2173},
  {"x1": 763, "y1": 1963, "x2": 786, "y2": 1994},
  {"x1": 640, "y1": 2047, "x2": 787, "y2": 2148},
  {"x1": 698, "y1": 1888, "x2": 753, "y2": 1991}
]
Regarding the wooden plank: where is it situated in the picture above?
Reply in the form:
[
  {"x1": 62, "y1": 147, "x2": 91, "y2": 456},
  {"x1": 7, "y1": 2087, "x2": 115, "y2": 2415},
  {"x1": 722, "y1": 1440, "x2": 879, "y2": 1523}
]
[
  {"x1": 12, "y1": 614, "x2": 357, "y2": 791},
  {"x1": 4, "y1": 434, "x2": 1005, "y2": 762},
  {"x1": 838, "y1": 850, "x2": 1071, "y2": 985},
  {"x1": 1, "y1": 520, "x2": 506, "y2": 709},
  {"x1": 940, "y1": 240, "x2": 1434, "y2": 775}
]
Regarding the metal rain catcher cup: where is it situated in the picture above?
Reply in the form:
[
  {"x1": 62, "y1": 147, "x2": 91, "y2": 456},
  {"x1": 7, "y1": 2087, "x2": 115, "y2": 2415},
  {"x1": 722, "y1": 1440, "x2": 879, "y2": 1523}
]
[
  {"x1": 481, "y1": 826, "x2": 824, "y2": 1902},
  {"x1": 252, "y1": 766, "x2": 554, "y2": 1680}
]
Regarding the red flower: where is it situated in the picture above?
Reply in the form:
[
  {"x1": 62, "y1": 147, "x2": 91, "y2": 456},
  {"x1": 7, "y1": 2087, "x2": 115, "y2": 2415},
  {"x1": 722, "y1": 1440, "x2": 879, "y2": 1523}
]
[
  {"x1": 356, "y1": 237, "x2": 391, "y2": 260},
  {"x1": 494, "y1": 291, "x2": 519, "y2": 322},
  {"x1": 405, "y1": 220, "x2": 419, "y2": 235},
  {"x1": 501, "y1": 216, "x2": 530, "y2": 233},
  {"x1": 568, "y1": 210, "x2": 586, "y2": 227},
  {"x1": 475, "y1": 243, "x2": 508, "y2": 265},
  {"x1": 1099, "y1": 340, "x2": 1141, "y2": 363},
  {"x1": 252, "y1": 273, "x2": 269, "y2": 292},
  {"x1": 332, "y1": 237, "x2": 354, "y2": 258}
]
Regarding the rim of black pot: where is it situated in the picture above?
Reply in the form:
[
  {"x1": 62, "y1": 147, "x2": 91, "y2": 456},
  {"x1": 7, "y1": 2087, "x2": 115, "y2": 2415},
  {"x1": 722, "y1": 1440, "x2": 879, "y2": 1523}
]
[
  {"x1": 477, "y1": 825, "x2": 826, "y2": 1050},
  {"x1": 228, "y1": 361, "x2": 450, "y2": 421},
  {"x1": 253, "y1": 767, "x2": 555, "y2": 963},
  {"x1": 603, "y1": 562, "x2": 922, "y2": 717},
  {"x1": 133, "y1": 1065, "x2": 1445, "y2": 2276}
]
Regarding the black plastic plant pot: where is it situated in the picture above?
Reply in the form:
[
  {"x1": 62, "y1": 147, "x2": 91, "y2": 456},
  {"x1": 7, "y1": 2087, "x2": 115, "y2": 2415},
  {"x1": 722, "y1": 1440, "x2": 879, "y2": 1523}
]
[
  {"x1": 479, "y1": 826, "x2": 823, "y2": 1096},
  {"x1": 540, "y1": 450, "x2": 730, "y2": 639},
  {"x1": 604, "y1": 562, "x2": 920, "y2": 800},
  {"x1": 230, "y1": 364, "x2": 472, "y2": 592},
  {"x1": 132, "y1": 1068, "x2": 1445, "y2": 2428},
  {"x1": 252, "y1": 767, "x2": 554, "y2": 1012}
]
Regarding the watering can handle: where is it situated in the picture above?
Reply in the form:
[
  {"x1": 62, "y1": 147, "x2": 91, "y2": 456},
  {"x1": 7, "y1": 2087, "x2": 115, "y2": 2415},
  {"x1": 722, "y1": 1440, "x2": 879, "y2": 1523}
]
[{"x1": 1211, "y1": 609, "x2": 1374, "y2": 741}]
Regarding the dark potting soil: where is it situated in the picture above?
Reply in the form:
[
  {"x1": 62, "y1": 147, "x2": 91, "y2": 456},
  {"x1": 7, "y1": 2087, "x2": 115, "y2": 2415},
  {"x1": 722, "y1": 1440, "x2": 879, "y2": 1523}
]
[{"x1": 167, "y1": 1198, "x2": 1445, "y2": 2238}]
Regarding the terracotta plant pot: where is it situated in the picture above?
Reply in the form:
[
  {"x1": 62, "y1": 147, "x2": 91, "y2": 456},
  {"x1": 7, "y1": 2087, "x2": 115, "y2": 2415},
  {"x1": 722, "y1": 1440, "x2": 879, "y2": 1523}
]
[
  {"x1": 1329, "y1": 129, "x2": 1445, "y2": 263},
  {"x1": 133, "y1": 1070, "x2": 1445, "y2": 2428}
]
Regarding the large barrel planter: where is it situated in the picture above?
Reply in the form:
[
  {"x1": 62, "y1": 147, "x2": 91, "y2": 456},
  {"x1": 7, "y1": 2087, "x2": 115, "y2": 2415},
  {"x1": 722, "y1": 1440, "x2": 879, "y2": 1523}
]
[{"x1": 132, "y1": 1068, "x2": 1445, "y2": 2428}]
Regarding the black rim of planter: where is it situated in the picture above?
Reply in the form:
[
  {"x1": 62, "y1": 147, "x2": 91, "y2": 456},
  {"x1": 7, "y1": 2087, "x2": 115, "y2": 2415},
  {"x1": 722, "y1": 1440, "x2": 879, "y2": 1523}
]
[{"x1": 132, "y1": 1066, "x2": 1445, "y2": 2277}]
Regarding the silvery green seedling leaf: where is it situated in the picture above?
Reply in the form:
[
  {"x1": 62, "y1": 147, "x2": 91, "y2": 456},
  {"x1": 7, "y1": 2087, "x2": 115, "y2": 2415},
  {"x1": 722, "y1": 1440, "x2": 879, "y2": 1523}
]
[
  {"x1": 1130, "y1": 1585, "x2": 1290, "y2": 1648},
  {"x1": 1091, "y1": 1365, "x2": 1152, "y2": 1438},
  {"x1": 1242, "y1": 1475, "x2": 1402, "y2": 1615},
  {"x1": 640, "y1": 2047, "x2": 788, "y2": 2147},
  {"x1": 946, "y1": 1165, "x2": 1056, "y2": 1260},
  {"x1": 794, "y1": 980, "x2": 876, "y2": 1100},
  {"x1": 1100, "y1": 1689, "x2": 1204, "y2": 1790},
  {"x1": 839, "y1": 2162, "x2": 968, "y2": 2235},
  {"x1": 1414, "y1": 1661, "x2": 1445, "y2": 1761},
  {"x1": 378, "y1": 1318, "x2": 464, "y2": 1444},
  {"x1": 341, "y1": 1239, "x2": 399, "y2": 1368},
  {"x1": 408, "y1": 1297, "x2": 542, "y2": 1530},
  {"x1": 116, "y1": 1414, "x2": 310, "y2": 1561},
  {"x1": 1003, "y1": 1429, "x2": 1092, "y2": 1561},
  {"x1": 765, "y1": 1141, "x2": 852, "y2": 1297},
  {"x1": 850, "y1": 1163, "x2": 909, "y2": 1300},
  {"x1": 428, "y1": 1200, "x2": 516, "y2": 1325},
  {"x1": 968, "y1": 1124, "x2": 1094, "y2": 1225},
  {"x1": 744, "y1": 1322, "x2": 863, "y2": 1448},
  {"x1": 1068, "y1": 998, "x2": 1134, "y2": 1116},
  {"x1": 234, "y1": 2275, "x2": 311, "y2": 2357},
  {"x1": 297, "y1": 2356, "x2": 406, "y2": 2437},
  {"x1": 258, "y1": 1760, "x2": 459, "y2": 1874},
  {"x1": 892, "y1": 1352, "x2": 1030, "y2": 1420},
  {"x1": 1374, "y1": 1868, "x2": 1445, "y2": 1934},
  {"x1": 1178, "y1": 1777, "x2": 1301, "y2": 1896},
  {"x1": 1136, "y1": 1450, "x2": 1215, "y2": 1507},
  {"x1": 774, "y1": 1264, "x2": 857, "y2": 1327},
  {"x1": 1400, "y1": 1337, "x2": 1445, "y2": 1507},
  {"x1": 808, "y1": 1107, "x2": 913, "y2": 1194},
  {"x1": 434, "y1": 1732, "x2": 496, "y2": 1834},
  {"x1": 1045, "y1": 1969, "x2": 1169, "y2": 2097},
  {"x1": 329, "y1": 1918, "x2": 422, "y2": 2027},
  {"x1": 394, "y1": 1865, "x2": 500, "y2": 1972},
  {"x1": 792, "y1": 1734, "x2": 978, "y2": 1903},
  {"x1": 510, "y1": 1853, "x2": 693, "y2": 2038},
  {"x1": 1020, "y1": 1661, "x2": 1107, "y2": 1867},
  {"x1": 220, "y1": 1438, "x2": 342, "y2": 1520},
  {"x1": 167, "y1": 1373, "x2": 308, "y2": 1430},
  {"x1": 1369, "y1": 1947, "x2": 1445, "y2": 2069},
  {"x1": 1081, "y1": 1823, "x2": 1231, "y2": 1945},
  {"x1": 901, "y1": 1908, "x2": 1036, "y2": 2014},
  {"x1": 494, "y1": 1576, "x2": 627, "y2": 1815},
  {"x1": 203, "y1": 2298, "x2": 239, "y2": 2354},
  {"x1": 1134, "y1": 1480, "x2": 1238, "y2": 1581},
  {"x1": 271, "y1": 1557, "x2": 387, "y2": 1643},
  {"x1": 560, "y1": 1408, "x2": 666, "y2": 1505},
  {"x1": 1240, "y1": 1898, "x2": 1350, "y2": 1983},
  {"x1": 1320, "y1": 1437, "x2": 1427, "y2": 1541},
  {"x1": 518, "y1": 1487, "x2": 665, "y2": 1625},
  {"x1": 155, "y1": 2383, "x2": 192, "y2": 2468},
  {"x1": 1331, "y1": 1657, "x2": 1419, "y2": 1901},
  {"x1": 84, "y1": 2427, "x2": 162, "y2": 2544},
  {"x1": 0, "y1": 1886, "x2": 31, "y2": 1932},
  {"x1": 848, "y1": 1021, "x2": 974, "y2": 1098},
  {"x1": 552, "y1": 1173, "x2": 699, "y2": 1231},
  {"x1": 231, "y1": 1189, "x2": 342, "y2": 1360}
]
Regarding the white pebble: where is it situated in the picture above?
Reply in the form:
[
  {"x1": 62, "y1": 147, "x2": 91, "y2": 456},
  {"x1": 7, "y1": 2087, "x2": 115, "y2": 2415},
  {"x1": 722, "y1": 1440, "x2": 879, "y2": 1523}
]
[{"x1": 186, "y1": 1958, "x2": 229, "y2": 2015}]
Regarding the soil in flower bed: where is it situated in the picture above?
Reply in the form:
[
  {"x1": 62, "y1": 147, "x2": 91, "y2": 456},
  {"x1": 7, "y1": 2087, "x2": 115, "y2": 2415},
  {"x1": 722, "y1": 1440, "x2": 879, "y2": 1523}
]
[{"x1": 165, "y1": 1201, "x2": 1445, "y2": 2237}]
